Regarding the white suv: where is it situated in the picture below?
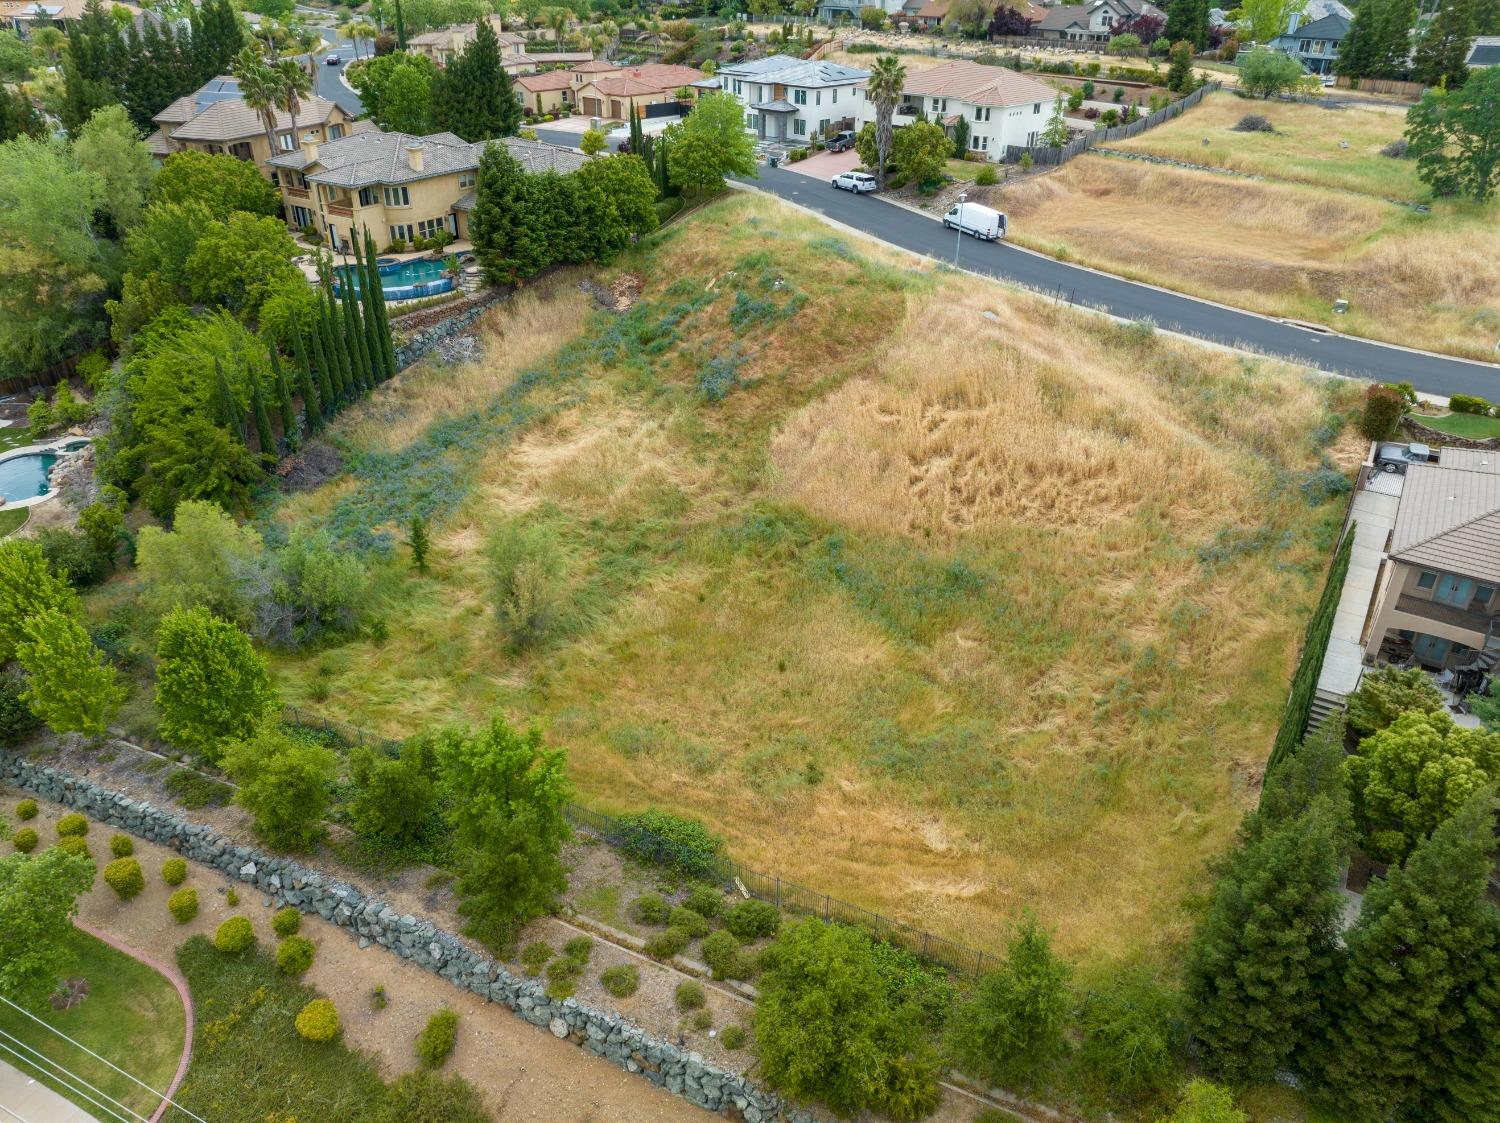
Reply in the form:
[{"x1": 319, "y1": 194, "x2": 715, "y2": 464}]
[{"x1": 831, "y1": 171, "x2": 877, "y2": 193}]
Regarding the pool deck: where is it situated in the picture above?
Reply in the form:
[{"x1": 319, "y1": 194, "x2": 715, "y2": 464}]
[
  {"x1": 294, "y1": 242, "x2": 474, "y2": 286},
  {"x1": 0, "y1": 436, "x2": 92, "y2": 510}
]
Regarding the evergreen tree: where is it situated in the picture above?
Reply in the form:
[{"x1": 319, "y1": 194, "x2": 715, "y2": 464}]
[
  {"x1": 210, "y1": 357, "x2": 242, "y2": 438},
  {"x1": 430, "y1": 20, "x2": 520, "y2": 141},
  {"x1": 0, "y1": 83, "x2": 44, "y2": 143},
  {"x1": 395, "y1": 0, "x2": 407, "y2": 48},
  {"x1": 1164, "y1": 0, "x2": 1208, "y2": 49},
  {"x1": 1313, "y1": 788, "x2": 1500, "y2": 1120},
  {"x1": 192, "y1": 0, "x2": 244, "y2": 85},
  {"x1": 469, "y1": 143, "x2": 528, "y2": 285},
  {"x1": 351, "y1": 231, "x2": 386, "y2": 382},
  {"x1": 319, "y1": 270, "x2": 352, "y2": 401},
  {"x1": 1184, "y1": 740, "x2": 1350, "y2": 1082},
  {"x1": 410, "y1": 515, "x2": 429, "y2": 574},
  {"x1": 363, "y1": 227, "x2": 397, "y2": 378},
  {"x1": 288, "y1": 315, "x2": 322, "y2": 432},
  {"x1": 1338, "y1": 0, "x2": 1419, "y2": 78},
  {"x1": 342, "y1": 282, "x2": 374, "y2": 394},
  {"x1": 305, "y1": 308, "x2": 336, "y2": 417},
  {"x1": 1414, "y1": 0, "x2": 1478, "y2": 88},
  {"x1": 270, "y1": 348, "x2": 298, "y2": 445},
  {"x1": 60, "y1": 0, "x2": 125, "y2": 136},
  {"x1": 249, "y1": 376, "x2": 276, "y2": 462}
]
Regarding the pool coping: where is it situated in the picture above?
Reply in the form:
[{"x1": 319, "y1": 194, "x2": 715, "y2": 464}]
[{"x1": 0, "y1": 437, "x2": 91, "y2": 509}]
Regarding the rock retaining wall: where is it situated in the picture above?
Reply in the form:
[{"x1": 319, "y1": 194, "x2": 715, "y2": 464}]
[
  {"x1": 392, "y1": 289, "x2": 512, "y2": 373},
  {"x1": 1, "y1": 753, "x2": 812, "y2": 1123},
  {"x1": 1402, "y1": 417, "x2": 1500, "y2": 451}
]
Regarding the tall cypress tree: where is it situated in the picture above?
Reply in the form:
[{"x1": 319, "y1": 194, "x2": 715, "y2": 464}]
[
  {"x1": 1313, "y1": 788, "x2": 1500, "y2": 1119},
  {"x1": 342, "y1": 283, "x2": 373, "y2": 394},
  {"x1": 363, "y1": 227, "x2": 397, "y2": 378},
  {"x1": 351, "y1": 231, "x2": 386, "y2": 382},
  {"x1": 430, "y1": 19, "x2": 520, "y2": 141},
  {"x1": 289, "y1": 315, "x2": 323, "y2": 431},
  {"x1": 395, "y1": 0, "x2": 407, "y2": 49},
  {"x1": 1184, "y1": 732, "x2": 1351, "y2": 1083},
  {"x1": 1414, "y1": 0, "x2": 1479, "y2": 88},
  {"x1": 270, "y1": 348, "x2": 298, "y2": 446},
  {"x1": 1164, "y1": 0, "x2": 1208, "y2": 49},
  {"x1": 250, "y1": 377, "x2": 276, "y2": 462},
  {"x1": 469, "y1": 144, "x2": 527, "y2": 285},
  {"x1": 318, "y1": 266, "x2": 353, "y2": 400},
  {"x1": 211, "y1": 358, "x2": 243, "y2": 439}
]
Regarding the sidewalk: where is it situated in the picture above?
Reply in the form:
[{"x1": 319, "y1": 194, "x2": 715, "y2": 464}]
[{"x1": 0, "y1": 1056, "x2": 101, "y2": 1123}]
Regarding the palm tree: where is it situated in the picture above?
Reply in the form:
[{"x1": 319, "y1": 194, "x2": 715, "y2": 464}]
[
  {"x1": 339, "y1": 19, "x2": 377, "y2": 59},
  {"x1": 274, "y1": 56, "x2": 311, "y2": 127},
  {"x1": 232, "y1": 46, "x2": 282, "y2": 158},
  {"x1": 29, "y1": 26, "x2": 66, "y2": 68},
  {"x1": 601, "y1": 19, "x2": 619, "y2": 57},
  {"x1": 546, "y1": 6, "x2": 569, "y2": 46},
  {"x1": 868, "y1": 54, "x2": 905, "y2": 190}
]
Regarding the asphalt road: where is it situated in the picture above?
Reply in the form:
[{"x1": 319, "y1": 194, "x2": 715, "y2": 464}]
[{"x1": 310, "y1": 30, "x2": 363, "y2": 115}]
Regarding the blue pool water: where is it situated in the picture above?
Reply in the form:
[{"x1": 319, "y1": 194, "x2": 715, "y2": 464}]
[
  {"x1": 335, "y1": 257, "x2": 455, "y2": 301},
  {"x1": 0, "y1": 453, "x2": 57, "y2": 501}
]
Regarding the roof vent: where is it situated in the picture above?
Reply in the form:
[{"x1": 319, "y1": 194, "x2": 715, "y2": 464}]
[{"x1": 405, "y1": 141, "x2": 425, "y2": 172}]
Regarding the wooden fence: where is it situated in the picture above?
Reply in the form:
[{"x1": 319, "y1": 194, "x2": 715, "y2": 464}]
[
  {"x1": 1334, "y1": 75, "x2": 1425, "y2": 98},
  {"x1": 1002, "y1": 80, "x2": 1220, "y2": 167}
]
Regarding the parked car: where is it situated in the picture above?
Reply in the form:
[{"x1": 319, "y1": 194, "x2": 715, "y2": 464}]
[
  {"x1": 831, "y1": 171, "x2": 877, "y2": 193},
  {"x1": 827, "y1": 131, "x2": 857, "y2": 153},
  {"x1": 1375, "y1": 442, "x2": 1434, "y2": 474},
  {"x1": 943, "y1": 201, "x2": 1007, "y2": 241},
  {"x1": 325, "y1": 53, "x2": 342, "y2": 65}
]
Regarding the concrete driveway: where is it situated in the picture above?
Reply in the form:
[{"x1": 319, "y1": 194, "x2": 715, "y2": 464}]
[
  {"x1": 0, "y1": 1057, "x2": 100, "y2": 1122},
  {"x1": 783, "y1": 147, "x2": 862, "y2": 181}
]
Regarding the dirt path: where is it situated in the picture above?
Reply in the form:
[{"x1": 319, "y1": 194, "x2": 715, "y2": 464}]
[{"x1": 10, "y1": 794, "x2": 711, "y2": 1123}]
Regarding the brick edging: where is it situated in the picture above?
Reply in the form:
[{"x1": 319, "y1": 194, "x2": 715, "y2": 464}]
[{"x1": 2, "y1": 753, "x2": 813, "y2": 1123}]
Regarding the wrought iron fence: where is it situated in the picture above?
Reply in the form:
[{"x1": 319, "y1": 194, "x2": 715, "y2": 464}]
[{"x1": 280, "y1": 706, "x2": 996, "y2": 976}]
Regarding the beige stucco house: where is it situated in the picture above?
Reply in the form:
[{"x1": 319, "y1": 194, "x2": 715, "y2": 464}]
[
  {"x1": 574, "y1": 63, "x2": 709, "y2": 123},
  {"x1": 516, "y1": 70, "x2": 575, "y2": 115},
  {"x1": 1363, "y1": 448, "x2": 1500, "y2": 671},
  {"x1": 0, "y1": 0, "x2": 139, "y2": 35},
  {"x1": 266, "y1": 128, "x2": 587, "y2": 250},
  {"x1": 148, "y1": 76, "x2": 360, "y2": 177},
  {"x1": 408, "y1": 14, "x2": 532, "y2": 69}
]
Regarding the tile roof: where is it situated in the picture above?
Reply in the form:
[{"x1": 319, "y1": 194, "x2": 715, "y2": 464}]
[
  {"x1": 167, "y1": 94, "x2": 344, "y2": 143},
  {"x1": 0, "y1": 0, "x2": 138, "y2": 20},
  {"x1": 1390, "y1": 456, "x2": 1500, "y2": 585},
  {"x1": 1468, "y1": 36, "x2": 1500, "y2": 66},
  {"x1": 718, "y1": 53, "x2": 869, "y2": 86},
  {"x1": 915, "y1": 0, "x2": 950, "y2": 18},
  {"x1": 1036, "y1": 4, "x2": 1093, "y2": 30},
  {"x1": 586, "y1": 63, "x2": 705, "y2": 97},
  {"x1": 518, "y1": 70, "x2": 576, "y2": 92},
  {"x1": 528, "y1": 51, "x2": 595, "y2": 63},
  {"x1": 267, "y1": 130, "x2": 586, "y2": 188},
  {"x1": 571, "y1": 59, "x2": 621, "y2": 73},
  {"x1": 751, "y1": 98, "x2": 799, "y2": 112},
  {"x1": 145, "y1": 127, "x2": 174, "y2": 156},
  {"x1": 892, "y1": 59, "x2": 1056, "y2": 107},
  {"x1": 1285, "y1": 12, "x2": 1349, "y2": 38}
]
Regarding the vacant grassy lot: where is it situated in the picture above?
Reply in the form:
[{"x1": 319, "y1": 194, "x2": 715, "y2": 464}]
[
  {"x1": 0, "y1": 927, "x2": 185, "y2": 1121},
  {"x1": 271, "y1": 193, "x2": 1352, "y2": 970},
  {"x1": 1113, "y1": 93, "x2": 1421, "y2": 200},
  {"x1": 993, "y1": 152, "x2": 1500, "y2": 360}
]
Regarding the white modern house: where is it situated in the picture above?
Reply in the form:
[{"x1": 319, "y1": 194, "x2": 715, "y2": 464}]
[
  {"x1": 718, "y1": 54, "x2": 869, "y2": 143},
  {"x1": 854, "y1": 60, "x2": 1058, "y2": 159}
]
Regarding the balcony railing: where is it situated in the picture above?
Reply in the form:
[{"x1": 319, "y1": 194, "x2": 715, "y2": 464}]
[
  {"x1": 326, "y1": 202, "x2": 353, "y2": 217},
  {"x1": 285, "y1": 186, "x2": 309, "y2": 199},
  {"x1": 1394, "y1": 594, "x2": 1495, "y2": 636}
]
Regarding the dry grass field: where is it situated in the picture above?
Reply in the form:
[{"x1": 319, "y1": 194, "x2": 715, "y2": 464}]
[
  {"x1": 271, "y1": 193, "x2": 1354, "y2": 972},
  {"x1": 991, "y1": 150, "x2": 1500, "y2": 360}
]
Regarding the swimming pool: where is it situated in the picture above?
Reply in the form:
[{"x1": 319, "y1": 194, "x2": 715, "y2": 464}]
[
  {"x1": 0, "y1": 452, "x2": 58, "y2": 502},
  {"x1": 335, "y1": 257, "x2": 455, "y2": 301}
]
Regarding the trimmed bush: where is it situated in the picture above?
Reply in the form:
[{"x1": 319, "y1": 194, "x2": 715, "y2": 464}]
[
  {"x1": 545, "y1": 954, "x2": 583, "y2": 999},
  {"x1": 12, "y1": 827, "x2": 37, "y2": 853},
  {"x1": 683, "y1": 884, "x2": 725, "y2": 919},
  {"x1": 103, "y1": 857, "x2": 145, "y2": 900},
  {"x1": 668, "y1": 905, "x2": 710, "y2": 939},
  {"x1": 272, "y1": 906, "x2": 302, "y2": 937},
  {"x1": 109, "y1": 833, "x2": 134, "y2": 858},
  {"x1": 277, "y1": 935, "x2": 316, "y2": 975},
  {"x1": 56, "y1": 813, "x2": 88, "y2": 837},
  {"x1": 161, "y1": 857, "x2": 188, "y2": 886},
  {"x1": 1359, "y1": 383, "x2": 1406, "y2": 440},
  {"x1": 415, "y1": 1008, "x2": 459, "y2": 1068},
  {"x1": 702, "y1": 930, "x2": 748, "y2": 980},
  {"x1": 55, "y1": 836, "x2": 91, "y2": 860},
  {"x1": 688, "y1": 1007, "x2": 713, "y2": 1031},
  {"x1": 15, "y1": 799, "x2": 37, "y2": 820},
  {"x1": 563, "y1": 935, "x2": 593, "y2": 964},
  {"x1": 629, "y1": 893, "x2": 670, "y2": 926},
  {"x1": 600, "y1": 964, "x2": 640, "y2": 997},
  {"x1": 1449, "y1": 393, "x2": 1492, "y2": 416},
  {"x1": 295, "y1": 998, "x2": 340, "y2": 1042},
  {"x1": 720, "y1": 1023, "x2": 747, "y2": 1050},
  {"x1": 214, "y1": 916, "x2": 256, "y2": 954},
  {"x1": 1232, "y1": 113, "x2": 1274, "y2": 132},
  {"x1": 975, "y1": 164, "x2": 999, "y2": 186},
  {"x1": 520, "y1": 941, "x2": 552, "y2": 976},
  {"x1": 168, "y1": 887, "x2": 199, "y2": 923},
  {"x1": 724, "y1": 899, "x2": 780, "y2": 941},
  {"x1": 226, "y1": 888, "x2": 239, "y2": 906},
  {"x1": 616, "y1": 810, "x2": 725, "y2": 879},
  {"x1": 675, "y1": 979, "x2": 706, "y2": 1011},
  {"x1": 644, "y1": 927, "x2": 690, "y2": 961}
]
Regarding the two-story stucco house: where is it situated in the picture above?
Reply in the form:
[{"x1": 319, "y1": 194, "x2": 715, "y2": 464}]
[
  {"x1": 1034, "y1": 0, "x2": 1164, "y2": 42},
  {"x1": 408, "y1": 14, "x2": 531, "y2": 70},
  {"x1": 855, "y1": 60, "x2": 1057, "y2": 159},
  {"x1": 1268, "y1": 11, "x2": 1349, "y2": 75},
  {"x1": 573, "y1": 63, "x2": 710, "y2": 123},
  {"x1": 1362, "y1": 449, "x2": 1500, "y2": 672},
  {"x1": 719, "y1": 55, "x2": 869, "y2": 143},
  {"x1": 265, "y1": 129, "x2": 586, "y2": 251},
  {"x1": 147, "y1": 76, "x2": 360, "y2": 177}
]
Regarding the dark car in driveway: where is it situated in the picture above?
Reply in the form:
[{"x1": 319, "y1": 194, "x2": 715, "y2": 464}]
[
  {"x1": 1375, "y1": 442, "x2": 1435, "y2": 473},
  {"x1": 827, "y1": 130, "x2": 856, "y2": 153}
]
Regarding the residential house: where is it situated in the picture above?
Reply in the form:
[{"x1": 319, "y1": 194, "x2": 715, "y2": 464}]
[
  {"x1": 912, "y1": 0, "x2": 949, "y2": 29},
  {"x1": 813, "y1": 0, "x2": 907, "y2": 23},
  {"x1": 517, "y1": 70, "x2": 575, "y2": 116},
  {"x1": 1468, "y1": 36, "x2": 1500, "y2": 68},
  {"x1": 1034, "y1": 0, "x2": 1164, "y2": 43},
  {"x1": 1268, "y1": 11, "x2": 1349, "y2": 74},
  {"x1": 573, "y1": 62, "x2": 708, "y2": 122},
  {"x1": 408, "y1": 14, "x2": 531, "y2": 69},
  {"x1": 0, "y1": 0, "x2": 138, "y2": 36},
  {"x1": 527, "y1": 51, "x2": 595, "y2": 66},
  {"x1": 266, "y1": 129, "x2": 586, "y2": 251},
  {"x1": 147, "y1": 76, "x2": 360, "y2": 177},
  {"x1": 720, "y1": 54, "x2": 869, "y2": 143},
  {"x1": 1361, "y1": 449, "x2": 1500, "y2": 673},
  {"x1": 856, "y1": 59, "x2": 1057, "y2": 158}
]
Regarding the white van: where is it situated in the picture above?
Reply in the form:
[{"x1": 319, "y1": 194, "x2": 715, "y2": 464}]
[{"x1": 943, "y1": 202, "x2": 1006, "y2": 241}]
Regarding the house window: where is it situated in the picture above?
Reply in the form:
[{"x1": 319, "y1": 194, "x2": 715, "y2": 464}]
[
  {"x1": 1417, "y1": 571, "x2": 1437, "y2": 590},
  {"x1": 389, "y1": 223, "x2": 412, "y2": 242},
  {"x1": 1034, "y1": 102, "x2": 1043, "y2": 113},
  {"x1": 734, "y1": 79, "x2": 743, "y2": 95},
  {"x1": 831, "y1": 88, "x2": 838, "y2": 103},
  {"x1": 277, "y1": 132, "x2": 294, "y2": 151},
  {"x1": 417, "y1": 216, "x2": 453, "y2": 239},
  {"x1": 357, "y1": 186, "x2": 379, "y2": 206},
  {"x1": 793, "y1": 119, "x2": 806, "y2": 135},
  {"x1": 818, "y1": 118, "x2": 830, "y2": 135},
  {"x1": 972, "y1": 135, "x2": 988, "y2": 150},
  {"x1": 793, "y1": 89, "x2": 807, "y2": 105},
  {"x1": 931, "y1": 97, "x2": 946, "y2": 112},
  {"x1": 329, "y1": 124, "x2": 343, "y2": 139},
  {"x1": 746, "y1": 113, "x2": 756, "y2": 128},
  {"x1": 459, "y1": 172, "x2": 476, "y2": 188},
  {"x1": 1434, "y1": 574, "x2": 1477, "y2": 607},
  {"x1": 384, "y1": 186, "x2": 410, "y2": 207},
  {"x1": 815, "y1": 90, "x2": 821, "y2": 105},
  {"x1": 1477, "y1": 585, "x2": 1496, "y2": 605}
]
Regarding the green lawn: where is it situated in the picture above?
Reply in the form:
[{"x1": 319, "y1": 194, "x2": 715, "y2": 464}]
[
  {"x1": 0, "y1": 425, "x2": 31, "y2": 453},
  {"x1": 0, "y1": 927, "x2": 186, "y2": 1121},
  {"x1": 1414, "y1": 412, "x2": 1500, "y2": 438},
  {"x1": 0, "y1": 508, "x2": 26, "y2": 537}
]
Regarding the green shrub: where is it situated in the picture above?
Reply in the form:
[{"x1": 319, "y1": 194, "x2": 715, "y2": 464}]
[
  {"x1": 600, "y1": 964, "x2": 640, "y2": 997},
  {"x1": 103, "y1": 857, "x2": 145, "y2": 900},
  {"x1": 687, "y1": 1007, "x2": 713, "y2": 1031},
  {"x1": 109, "y1": 833, "x2": 134, "y2": 858},
  {"x1": 975, "y1": 164, "x2": 999, "y2": 186},
  {"x1": 630, "y1": 893, "x2": 670, "y2": 926},
  {"x1": 214, "y1": 916, "x2": 256, "y2": 954},
  {"x1": 168, "y1": 887, "x2": 199, "y2": 923},
  {"x1": 644, "y1": 927, "x2": 690, "y2": 960},
  {"x1": 277, "y1": 935, "x2": 316, "y2": 975},
  {"x1": 295, "y1": 998, "x2": 340, "y2": 1042},
  {"x1": 415, "y1": 1008, "x2": 459, "y2": 1068},
  {"x1": 1449, "y1": 393, "x2": 1491, "y2": 415},
  {"x1": 675, "y1": 979, "x2": 706, "y2": 1011},
  {"x1": 273, "y1": 906, "x2": 302, "y2": 937},
  {"x1": 701, "y1": 930, "x2": 748, "y2": 980},
  {"x1": 15, "y1": 799, "x2": 38, "y2": 821},
  {"x1": 720, "y1": 1023, "x2": 747, "y2": 1050},
  {"x1": 1358, "y1": 383, "x2": 1406, "y2": 440},
  {"x1": 163, "y1": 768, "x2": 233, "y2": 809},
  {"x1": 683, "y1": 884, "x2": 725, "y2": 919},
  {"x1": 563, "y1": 935, "x2": 593, "y2": 964},
  {"x1": 12, "y1": 827, "x2": 37, "y2": 852},
  {"x1": 545, "y1": 954, "x2": 583, "y2": 999},
  {"x1": 668, "y1": 905, "x2": 710, "y2": 939},
  {"x1": 520, "y1": 941, "x2": 553, "y2": 976},
  {"x1": 373, "y1": 1071, "x2": 490, "y2": 1123},
  {"x1": 616, "y1": 810, "x2": 726, "y2": 879},
  {"x1": 724, "y1": 899, "x2": 780, "y2": 941},
  {"x1": 55, "y1": 835, "x2": 91, "y2": 860},
  {"x1": 56, "y1": 812, "x2": 88, "y2": 837},
  {"x1": 0, "y1": 671, "x2": 40, "y2": 743},
  {"x1": 161, "y1": 857, "x2": 187, "y2": 885}
]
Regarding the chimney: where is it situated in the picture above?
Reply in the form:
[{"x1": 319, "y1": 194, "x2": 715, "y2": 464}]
[
  {"x1": 405, "y1": 141, "x2": 425, "y2": 172},
  {"x1": 1286, "y1": 9, "x2": 1301, "y2": 33},
  {"x1": 299, "y1": 134, "x2": 318, "y2": 164}
]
